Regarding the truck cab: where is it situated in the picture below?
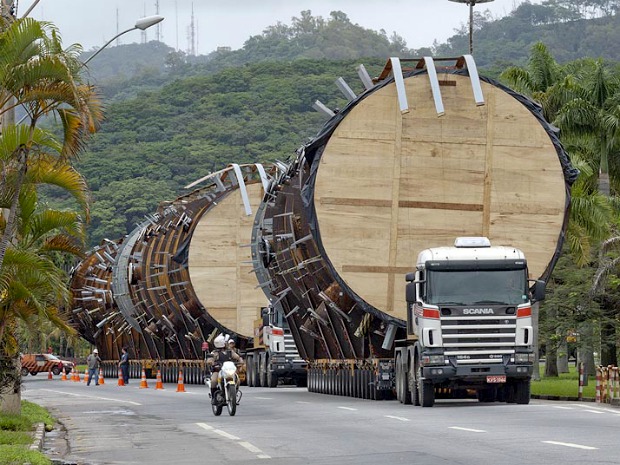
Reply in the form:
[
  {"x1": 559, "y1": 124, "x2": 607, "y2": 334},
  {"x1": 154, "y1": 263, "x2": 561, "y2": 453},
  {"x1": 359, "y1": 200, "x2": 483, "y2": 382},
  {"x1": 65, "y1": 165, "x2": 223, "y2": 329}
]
[{"x1": 397, "y1": 237, "x2": 545, "y2": 406}]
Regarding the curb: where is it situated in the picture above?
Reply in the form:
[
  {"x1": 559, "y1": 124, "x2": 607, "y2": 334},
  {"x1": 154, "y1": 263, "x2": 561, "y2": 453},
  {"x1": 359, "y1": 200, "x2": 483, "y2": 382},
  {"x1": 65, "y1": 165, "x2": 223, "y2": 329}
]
[
  {"x1": 29, "y1": 422, "x2": 46, "y2": 451},
  {"x1": 532, "y1": 394, "x2": 620, "y2": 407}
]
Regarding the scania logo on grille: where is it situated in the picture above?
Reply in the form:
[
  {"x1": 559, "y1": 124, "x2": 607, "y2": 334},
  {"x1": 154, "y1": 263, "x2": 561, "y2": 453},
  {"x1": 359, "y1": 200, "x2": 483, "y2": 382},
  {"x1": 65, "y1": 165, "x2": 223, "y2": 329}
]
[{"x1": 463, "y1": 308, "x2": 494, "y2": 315}]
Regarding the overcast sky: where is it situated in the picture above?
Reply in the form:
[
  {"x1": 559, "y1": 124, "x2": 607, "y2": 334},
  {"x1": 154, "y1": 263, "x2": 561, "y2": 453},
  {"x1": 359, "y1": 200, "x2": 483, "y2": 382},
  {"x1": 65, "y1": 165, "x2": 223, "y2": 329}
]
[{"x1": 25, "y1": 0, "x2": 542, "y2": 55}]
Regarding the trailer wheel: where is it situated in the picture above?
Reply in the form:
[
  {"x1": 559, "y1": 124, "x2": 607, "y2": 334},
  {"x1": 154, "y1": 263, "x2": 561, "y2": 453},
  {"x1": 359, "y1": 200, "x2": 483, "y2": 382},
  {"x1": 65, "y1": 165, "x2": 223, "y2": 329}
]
[
  {"x1": 477, "y1": 387, "x2": 497, "y2": 403},
  {"x1": 416, "y1": 361, "x2": 434, "y2": 407},
  {"x1": 514, "y1": 379, "x2": 531, "y2": 405}
]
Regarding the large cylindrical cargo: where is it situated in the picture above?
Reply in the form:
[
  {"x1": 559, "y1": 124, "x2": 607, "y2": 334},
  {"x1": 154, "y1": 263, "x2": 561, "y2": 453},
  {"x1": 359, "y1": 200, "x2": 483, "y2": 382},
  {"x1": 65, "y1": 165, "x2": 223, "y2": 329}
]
[
  {"x1": 70, "y1": 164, "x2": 276, "y2": 364},
  {"x1": 254, "y1": 57, "x2": 577, "y2": 367}
]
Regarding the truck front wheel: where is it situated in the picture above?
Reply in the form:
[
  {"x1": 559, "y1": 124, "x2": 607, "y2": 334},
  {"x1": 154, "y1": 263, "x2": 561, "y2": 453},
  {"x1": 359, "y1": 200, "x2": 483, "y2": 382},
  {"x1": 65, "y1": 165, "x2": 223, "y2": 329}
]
[
  {"x1": 514, "y1": 379, "x2": 531, "y2": 404},
  {"x1": 416, "y1": 361, "x2": 434, "y2": 407}
]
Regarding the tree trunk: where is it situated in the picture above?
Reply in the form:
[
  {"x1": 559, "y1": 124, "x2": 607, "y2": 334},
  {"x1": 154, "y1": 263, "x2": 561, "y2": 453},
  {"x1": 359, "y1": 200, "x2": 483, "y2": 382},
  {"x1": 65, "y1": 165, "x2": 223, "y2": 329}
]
[
  {"x1": 600, "y1": 317, "x2": 617, "y2": 367},
  {"x1": 0, "y1": 147, "x2": 27, "y2": 270},
  {"x1": 0, "y1": 317, "x2": 22, "y2": 415},
  {"x1": 557, "y1": 337, "x2": 569, "y2": 373},
  {"x1": 545, "y1": 333, "x2": 559, "y2": 377}
]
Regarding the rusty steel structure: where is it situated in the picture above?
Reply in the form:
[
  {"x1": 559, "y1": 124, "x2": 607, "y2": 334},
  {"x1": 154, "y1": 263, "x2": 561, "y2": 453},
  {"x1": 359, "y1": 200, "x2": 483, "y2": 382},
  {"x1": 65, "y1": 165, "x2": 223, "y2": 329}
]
[{"x1": 69, "y1": 164, "x2": 279, "y2": 375}]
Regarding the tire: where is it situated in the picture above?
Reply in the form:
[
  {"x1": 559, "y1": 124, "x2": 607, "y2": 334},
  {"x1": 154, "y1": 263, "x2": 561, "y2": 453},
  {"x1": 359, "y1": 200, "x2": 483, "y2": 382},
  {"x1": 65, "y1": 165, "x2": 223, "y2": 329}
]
[
  {"x1": 477, "y1": 387, "x2": 497, "y2": 403},
  {"x1": 504, "y1": 383, "x2": 516, "y2": 403},
  {"x1": 410, "y1": 359, "x2": 420, "y2": 406},
  {"x1": 227, "y1": 384, "x2": 237, "y2": 416},
  {"x1": 395, "y1": 354, "x2": 403, "y2": 402},
  {"x1": 514, "y1": 379, "x2": 531, "y2": 405},
  {"x1": 267, "y1": 361, "x2": 278, "y2": 388},
  {"x1": 212, "y1": 402, "x2": 223, "y2": 416},
  {"x1": 52, "y1": 367, "x2": 61, "y2": 376},
  {"x1": 417, "y1": 362, "x2": 434, "y2": 407},
  {"x1": 30, "y1": 371, "x2": 38, "y2": 376},
  {"x1": 402, "y1": 358, "x2": 412, "y2": 405},
  {"x1": 21, "y1": 368, "x2": 29, "y2": 377},
  {"x1": 246, "y1": 355, "x2": 254, "y2": 387}
]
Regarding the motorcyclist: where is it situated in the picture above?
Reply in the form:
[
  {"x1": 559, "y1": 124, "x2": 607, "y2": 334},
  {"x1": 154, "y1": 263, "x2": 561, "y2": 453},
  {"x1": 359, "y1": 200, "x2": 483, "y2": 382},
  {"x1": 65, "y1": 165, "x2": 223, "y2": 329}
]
[{"x1": 207, "y1": 334, "x2": 242, "y2": 404}]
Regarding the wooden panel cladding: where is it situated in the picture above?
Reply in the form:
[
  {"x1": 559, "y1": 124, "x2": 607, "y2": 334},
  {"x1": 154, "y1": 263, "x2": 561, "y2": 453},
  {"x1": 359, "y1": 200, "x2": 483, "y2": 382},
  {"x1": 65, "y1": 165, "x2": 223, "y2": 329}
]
[
  {"x1": 188, "y1": 183, "x2": 267, "y2": 337},
  {"x1": 314, "y1": 73, "x2": 567, "y2": 320}
]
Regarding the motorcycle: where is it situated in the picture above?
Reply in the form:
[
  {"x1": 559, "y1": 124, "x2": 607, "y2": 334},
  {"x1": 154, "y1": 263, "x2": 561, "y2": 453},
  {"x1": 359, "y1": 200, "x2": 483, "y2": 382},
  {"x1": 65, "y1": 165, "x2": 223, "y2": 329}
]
[{"x1": 207, "y1": 361, "x2": 242, "y2": 416}]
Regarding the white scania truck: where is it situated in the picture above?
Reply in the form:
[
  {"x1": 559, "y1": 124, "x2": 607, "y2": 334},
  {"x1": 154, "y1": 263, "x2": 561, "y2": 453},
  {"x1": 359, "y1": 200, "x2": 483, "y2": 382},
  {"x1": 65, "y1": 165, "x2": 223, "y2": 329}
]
[{"x1": 394, "y1": 237, "x2": 546, "y2": 407}]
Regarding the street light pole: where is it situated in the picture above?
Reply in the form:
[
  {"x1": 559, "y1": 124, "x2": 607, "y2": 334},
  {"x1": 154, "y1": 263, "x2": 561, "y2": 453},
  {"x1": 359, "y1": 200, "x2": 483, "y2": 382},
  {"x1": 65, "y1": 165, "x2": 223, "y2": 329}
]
[
  {"x1": 448, "y1": 0, "x2": 495, "y2": 54},
  {"x1": 14, "y1": 14, "x2": 164, "y2": 125},
  {"x1": 83, "y1": 15, "x2": 164, "y2": 66}
]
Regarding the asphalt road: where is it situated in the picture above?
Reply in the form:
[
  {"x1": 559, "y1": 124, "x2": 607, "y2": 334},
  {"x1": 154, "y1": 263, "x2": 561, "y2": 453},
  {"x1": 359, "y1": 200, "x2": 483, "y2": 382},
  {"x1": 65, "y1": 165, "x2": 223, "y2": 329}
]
[{"x1": 22, "y1": 375, "x2": 620, "y2": 465}]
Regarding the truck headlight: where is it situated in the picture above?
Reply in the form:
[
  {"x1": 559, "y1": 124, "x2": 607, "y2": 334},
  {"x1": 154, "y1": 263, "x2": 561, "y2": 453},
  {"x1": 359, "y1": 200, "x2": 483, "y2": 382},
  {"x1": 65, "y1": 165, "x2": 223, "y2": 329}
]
[
  {"x1": 515, "y1": 353, "x2": 534, "y2": 364},
  {"x1": 422, "y1": 355, "x2": 445, "y2": 365}
]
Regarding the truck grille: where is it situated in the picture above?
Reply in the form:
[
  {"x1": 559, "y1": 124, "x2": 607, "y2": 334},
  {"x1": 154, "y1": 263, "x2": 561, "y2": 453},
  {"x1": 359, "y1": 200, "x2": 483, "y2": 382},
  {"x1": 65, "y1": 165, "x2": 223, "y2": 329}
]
[
  {"x1": 284, "y1": 332, "x2": 304, "y2": 363},
  {"x1": 440, "y1": 315, "x2": 516, "y2": 364}
]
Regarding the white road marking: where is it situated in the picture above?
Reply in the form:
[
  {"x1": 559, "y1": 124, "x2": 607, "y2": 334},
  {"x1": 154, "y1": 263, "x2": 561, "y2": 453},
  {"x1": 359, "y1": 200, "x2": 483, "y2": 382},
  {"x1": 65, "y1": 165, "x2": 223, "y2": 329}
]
[
  {"x1": 39, "y1": 389, "x2": 141, "y2": 405},
  {"x1": 553, "y1": 406, "x2": 574, "y2": 410},
  {"x1": 583, "y1": 409, "x2": 605, "y2": 414},
  {"x1": 543, "y1": 441, "x2": 598, "y2": 450},
  {"x1": 214, "y1": 429, "x2": 240, "y2": 440},
  {"x1": 338, "y1": 406, "x2": 357, "y2": 411},
  {"x1": 239, "y1": 442, "x2": 262, "y2": 453},
  {"x1": 574, "y1": 404, "x2": 619, "y2": 415},
  {"x1": 296, "y1": 401, "x2": 310, "y2": 404},
  {"x1": 449, "y1": 426, "x2": 486, "y2": 433},
  {"x1": 385, "y1": 415, "x2": 410, "y2": 422},
  {"x1": 255, "y1": 397, "x2": 272, "y2": 400},
  {"x1": 195, "y1": 423, "x2": 270, "y2": 459}
]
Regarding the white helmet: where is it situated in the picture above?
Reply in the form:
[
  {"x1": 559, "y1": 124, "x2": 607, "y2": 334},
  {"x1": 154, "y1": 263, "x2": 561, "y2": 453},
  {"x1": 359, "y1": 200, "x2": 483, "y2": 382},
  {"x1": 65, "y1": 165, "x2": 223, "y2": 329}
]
[
  {"x1": 93, "y1": 349, "x2": 98, "y2": 354},
  {"x1": 214, "y1": 334, "x2": 226, "y2": 349}
]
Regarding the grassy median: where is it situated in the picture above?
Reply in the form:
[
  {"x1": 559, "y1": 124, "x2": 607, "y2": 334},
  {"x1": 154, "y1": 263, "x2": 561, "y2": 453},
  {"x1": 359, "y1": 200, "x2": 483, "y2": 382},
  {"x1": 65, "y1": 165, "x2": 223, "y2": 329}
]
[
  {"x1": 0, "y1": 400, "x2": 54, "y2": 465},
  {"x1": 531, "y1": 364, "x2": 596, "y2": 398}
]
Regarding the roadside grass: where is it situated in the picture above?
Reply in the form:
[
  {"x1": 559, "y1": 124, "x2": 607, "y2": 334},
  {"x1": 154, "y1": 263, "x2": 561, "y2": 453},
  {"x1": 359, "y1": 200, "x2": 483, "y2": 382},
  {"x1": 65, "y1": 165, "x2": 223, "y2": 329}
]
[
  {"x1": 531, "y1": 364, "x2": 596, "y2": 398},
  {"x1": 0, "y1": 400, "x2": 54, "y2": 465}
]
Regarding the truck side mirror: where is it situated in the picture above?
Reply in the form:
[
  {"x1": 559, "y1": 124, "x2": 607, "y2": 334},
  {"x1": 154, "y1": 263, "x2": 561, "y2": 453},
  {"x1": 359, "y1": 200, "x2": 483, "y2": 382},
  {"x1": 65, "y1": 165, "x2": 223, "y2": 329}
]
[
  {"x1": 405, "y1": 272, "x2": 415, "y2": 283},
  {"x1": 532, "y1": 280, "x2": 546, "y2": 302},
  {"x1": 406, "y1": 282, "x2": 417, "y2": 303}
]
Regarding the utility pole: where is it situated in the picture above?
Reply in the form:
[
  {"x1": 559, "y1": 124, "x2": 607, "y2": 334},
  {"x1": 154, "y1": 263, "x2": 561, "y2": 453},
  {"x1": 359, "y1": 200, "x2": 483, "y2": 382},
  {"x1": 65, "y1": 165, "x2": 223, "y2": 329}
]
[
  {"x1": 154, "y1": 0, "x2": 161, "y2": 42},
  {"x1": 448, "y1": 0, "x2": 495, "y2": 54}
]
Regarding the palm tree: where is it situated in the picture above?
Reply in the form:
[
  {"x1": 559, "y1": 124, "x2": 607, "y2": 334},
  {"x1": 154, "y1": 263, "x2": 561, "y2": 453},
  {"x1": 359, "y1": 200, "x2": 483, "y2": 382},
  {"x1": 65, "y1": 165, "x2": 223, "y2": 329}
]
[
  {"x1": 0, "y1": 17, "x2": 102, "y2": 269},
  {"x1": 0, "y1": 184, "x2": 85, "y2": 413}
]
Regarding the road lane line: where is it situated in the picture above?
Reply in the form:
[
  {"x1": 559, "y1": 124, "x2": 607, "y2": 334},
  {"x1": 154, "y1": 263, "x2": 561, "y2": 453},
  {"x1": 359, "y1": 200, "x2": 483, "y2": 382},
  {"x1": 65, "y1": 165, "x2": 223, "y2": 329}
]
[
  {"x1": 385, "y1": 415, "x2": 410, "y2": 422},
  {"x1": 583, "y1": 409, "x2": 605, "y2": 414},
  {"x1": 296, "y1": 401, "x2": 310, "y2": 404},
  {"x1": 338, "y1": 406, "x2": 357, "y2": 411},
  {"x1": 449, "y1": 426, "x2": 486, "y2": 433},
  {"x1": 553, "y1": 406, "x2": 574, "y2": 410},
  {"x1": 39, "y1": 389, "x2": 141, "y2": 405},
  {"x1": 257, "y1": 454, "x2": 271, "y2": 459},
  {"x1": 543, "y1": 441, "x2": 598, "y2": 450},
  {"x1": 239, "y1": 442, "x2": 262, "y2": 453},
  {"x1": 255, "y1": 397, "x2": 272, "y2": 400},
  {"x1": 196, "y1": 423, "x2": 213, "y2": 431},
  {"x1": 214, "y1": 429, "x2": 240, "y2": 440}
]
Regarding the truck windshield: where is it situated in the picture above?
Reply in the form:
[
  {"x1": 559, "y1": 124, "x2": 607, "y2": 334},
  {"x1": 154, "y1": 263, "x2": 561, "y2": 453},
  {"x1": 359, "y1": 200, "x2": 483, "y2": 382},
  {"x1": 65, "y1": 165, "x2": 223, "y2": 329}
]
[{"x1": 426, "y1": 269, "x2": 528, "y2": 306}]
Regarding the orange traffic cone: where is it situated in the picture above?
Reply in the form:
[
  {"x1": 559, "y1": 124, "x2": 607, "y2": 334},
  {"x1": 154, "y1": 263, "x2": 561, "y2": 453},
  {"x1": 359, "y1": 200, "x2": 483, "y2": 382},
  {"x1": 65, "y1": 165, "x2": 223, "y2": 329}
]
[
  {"x1": 176, "y1": 370, "x2": 186, "y2": 392},
  {"x1": 74, "y1": 369, "x2": 81, "y2": 382},
  {"x1": 117, "y1": 368, "x2": 125, "y2": 386},
  {"x1": 155, "y1": 369, "x2": 164, "y2": 390},
  {"x1": 84, "y1": 369, "x2": 89, "y2": 384},
  {"x1": 47, "y1": 370, "x2": 53, "y2": 380},
  {"x1": 61, "y1": 370, "x2": 67, "y2": 381},
  {"x1": 139, "y1": 368, "x2": 149, "y2": 389},
  {"x1": 98, "y1": 368, "x2": 105, "y2": 385}
]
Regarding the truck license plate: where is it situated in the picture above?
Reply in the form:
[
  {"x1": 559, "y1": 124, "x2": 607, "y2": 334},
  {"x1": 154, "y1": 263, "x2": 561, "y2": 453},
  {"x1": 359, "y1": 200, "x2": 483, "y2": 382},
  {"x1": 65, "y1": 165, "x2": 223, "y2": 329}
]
[{"x1": 486, "y1": 375, "x2": 506, "y2": 383}]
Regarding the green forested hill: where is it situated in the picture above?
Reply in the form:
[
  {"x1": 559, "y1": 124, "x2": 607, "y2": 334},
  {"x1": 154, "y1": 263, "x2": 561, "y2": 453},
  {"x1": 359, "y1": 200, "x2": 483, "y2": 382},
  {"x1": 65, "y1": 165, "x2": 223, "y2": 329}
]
[{"x1": 76, "y1": 58, "x2": 385, "y2": 245}]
